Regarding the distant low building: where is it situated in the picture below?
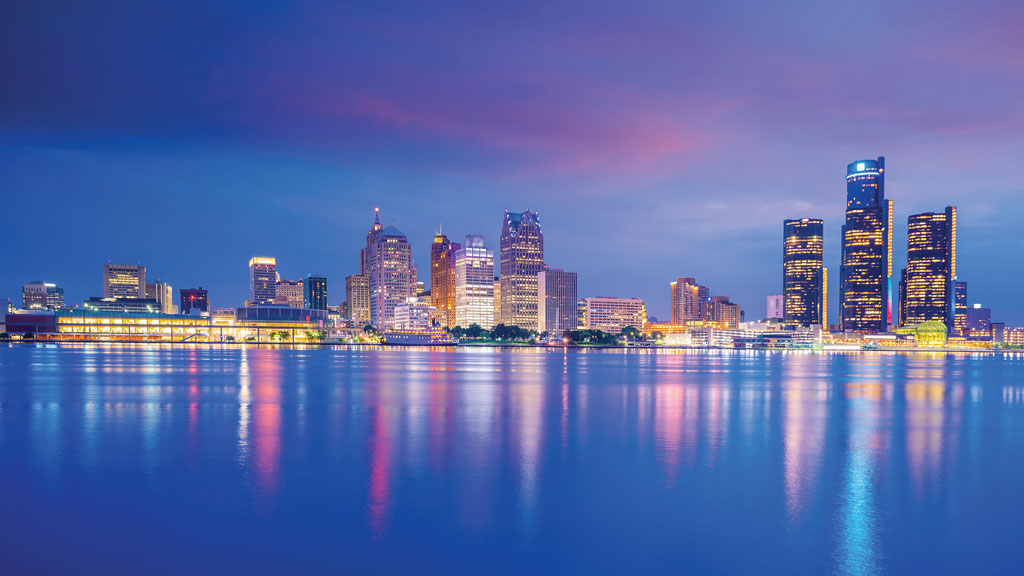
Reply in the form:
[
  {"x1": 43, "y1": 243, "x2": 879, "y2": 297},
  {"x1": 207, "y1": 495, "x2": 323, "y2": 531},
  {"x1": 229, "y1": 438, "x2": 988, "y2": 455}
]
[
  {"x1": 276, "y1": 279, "x2": 303, "y2": 308},
  {"x1": 22, "y1": 281, "x2": 64, "y2": 311}
]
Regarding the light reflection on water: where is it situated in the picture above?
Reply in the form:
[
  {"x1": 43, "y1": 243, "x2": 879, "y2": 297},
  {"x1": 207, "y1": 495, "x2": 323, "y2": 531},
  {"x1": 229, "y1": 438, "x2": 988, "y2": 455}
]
[{"x1": 1, "y1": 345, "x2": 1024, "y2": 574}]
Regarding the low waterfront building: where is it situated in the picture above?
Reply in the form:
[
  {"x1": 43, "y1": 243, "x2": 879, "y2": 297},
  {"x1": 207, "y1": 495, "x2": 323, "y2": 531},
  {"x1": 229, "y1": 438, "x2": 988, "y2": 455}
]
[
  {"x1": 4, "y1": 305, "x2": 327, "y2": 343},
  {"x1": 583, "y1": 297, "x2": 646, "y2": 334},
  {"x1": 1006, "y1": 327, "x2": 1024, "y2": 347},
  {"x1": 83, "y1": 297, "x2": 163, "y2": 314}
]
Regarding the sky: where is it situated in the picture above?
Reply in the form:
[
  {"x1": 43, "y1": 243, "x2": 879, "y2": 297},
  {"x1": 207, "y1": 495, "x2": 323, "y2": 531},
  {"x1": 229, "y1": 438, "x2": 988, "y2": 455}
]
[{"x1": 2, "y1": 0, "x2": 1023, "y2": 324}]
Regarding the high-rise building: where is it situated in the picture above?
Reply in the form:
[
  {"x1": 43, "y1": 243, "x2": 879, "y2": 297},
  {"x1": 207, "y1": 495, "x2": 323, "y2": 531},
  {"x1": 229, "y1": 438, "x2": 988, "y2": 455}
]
[
  {"x1": 493, "y1": 277, "x2": 501, "y2": 323},
  {"x1": 249, "y1": 257, "x2": 277, "y2": 305},
  {"x1": 179, "y1": 287, "x2": 209, "y2": 315},
  {"x1": 499, "y1": 209, "x2": 544, "y2": 329},
  {"x1": 103, "y1": 263, "x2": 146, "y2": 299},
  {"x1": 840, "y1": 157, "x2": 891, "y2": 333},
  {"x1": 577, "y1": 298, "x2": 588, "y2": 329},
  {"x1": 766, "y1": 294, "x2": 783, "y2": 321},
  {"x1": 365, "y1": 211, "x2": 416, "y2": 329},
  {"x1": 670, "y1": 277, "x2": 709, "y2": 323},
  {"x1": 710, "y1": 296, "x2": 741, "y2": 329},
  {"x1": 901, "y1": 206, "x2": 957, "y2": 329},
  {"x1": 538, "y1": 268, "x2": 578, "y2": 334},
  {"x1": 276, "y1": 279, "x2": 303, "y2": 308},
  {"x1": 22, "y1": 281, "x2": 64, "y2": 311},
  {"x1": 361, "y1": 207, "x2": 384, "y2": 276},
  {"x1": 454, "y1": 235, "x2": 495, "y2": 329},
  {"x1": 345, "y1": 274, "x2": 371, "y2": 327},
  {"x1": 145, "y1": 281, "x2": 177, "y2": 314},
  {"x1": 783, "y1": 218, "x2": 825, "y2": 327},
  {"x1": 953, "y1": 281, "x2": 968, "y2": 336},
  {"x1": 304, "y1": 276, "x2": 328, "y2": 310},
  {"x1": 584, "y1": 297, "x2": 646, "y2": 334},
  {"x1": 430, "y1": 232, "x2": 457, "y2": 328}
]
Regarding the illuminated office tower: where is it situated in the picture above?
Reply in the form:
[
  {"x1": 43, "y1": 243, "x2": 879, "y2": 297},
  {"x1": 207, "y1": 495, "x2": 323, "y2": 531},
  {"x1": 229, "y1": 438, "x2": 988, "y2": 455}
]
[
  {"x1": 430, "y1": 232, "x2": 457, "y2": 328},
  {"x1": 783, "y1": 218, "x2": 825, "y2": 326},
  {"x1": 454, "y1": 235, "x2": 495, "y2": 329},
  {"x1": 366, "y1": 213, "x2": 416, "y2": 329},
  {"x1": 103, "y1": 263, "x2": 146, "y2": 298},
  {"x1": 670, "y1": 277, "x2": 709, "y2": 323},
  {"x1": 499, "y1": 209, "x2": 544, "y2": 329},
  {"x1": 345, "y1": 274, "x2": 371, "y2": 327},
  {"x1": 276, "y1": 279, "x2": 303, "y2": 307},
  {"x1": 953, "y1": 281, "x2": 968, "y2": 336},
  {"x1": 902, "y1": 206, "x2": 957, "y2": 328},
  {"x1": 22, "y1": 281, "x2": 64, "y2": 310},
  {"x1": 248, "y1": 257, "x2": 277, "y2": 305},
  {"x1": 584, "y1": 297, "x2": 647, "y2": 333},
  {"x1": 179, "y1": 287, "x2": 209, "y2": 315},
  {"x1": 577, "y1": 298, "x2": 588, "y2": 329},
  {"x1": 538, "y1": 268, "x2": 578, "y2": 334},
  {"x1": 145, "y1": 281, "x2": 177, "y2": 314},
  {"x1": 839, "y1": 157, "x2": 891, "y2": 333},
  {"x1": 304, "y1": 275, "x2": 328, "y2": 310}
]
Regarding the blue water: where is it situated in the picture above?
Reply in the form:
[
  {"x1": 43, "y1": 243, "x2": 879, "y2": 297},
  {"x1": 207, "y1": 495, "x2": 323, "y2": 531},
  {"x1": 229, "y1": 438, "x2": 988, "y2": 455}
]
[{"x1": 1, "y1": 345, "x2": 1023, "y2": 574}]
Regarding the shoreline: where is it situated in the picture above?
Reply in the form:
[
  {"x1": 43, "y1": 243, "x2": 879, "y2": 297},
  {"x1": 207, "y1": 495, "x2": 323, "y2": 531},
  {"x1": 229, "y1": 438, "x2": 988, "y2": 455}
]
[{"x1": 1, "y1": 339, "x2": 1019, "y2": 355}]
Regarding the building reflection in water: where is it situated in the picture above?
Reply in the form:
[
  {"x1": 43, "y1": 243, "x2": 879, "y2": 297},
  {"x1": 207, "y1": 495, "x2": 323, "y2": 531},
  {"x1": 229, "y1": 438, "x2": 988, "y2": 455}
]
[
  {"x1": 783, "y1": 354, "x2": 828, "y2": 523},
  {"x1": 512, "y1": 352, "x2": 545, "y2": 539},
  {"x1": 654, "y1": 382, "x2": 684, "y2": 488},
  {"x1": 251, "y1": 350, "x2": 283, "y2": 506},
  {"x1": 367, "y1": 356, "x2": 398, "y2": 538},
  {"x1": 835, "y1": 357, "x2": 890, "y2": 576},
  {"x1": 904, "y1": 358, "x2": 960, "y2": 501},
  {"x1": 458, "y1": 348, "x2": 501, "y2": 530}
]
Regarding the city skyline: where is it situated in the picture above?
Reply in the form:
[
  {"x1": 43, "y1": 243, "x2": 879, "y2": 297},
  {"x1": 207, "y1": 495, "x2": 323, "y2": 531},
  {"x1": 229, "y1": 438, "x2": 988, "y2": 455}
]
[{"x1": 2, "y1": 2, "x2": 1023, "y2": 324}]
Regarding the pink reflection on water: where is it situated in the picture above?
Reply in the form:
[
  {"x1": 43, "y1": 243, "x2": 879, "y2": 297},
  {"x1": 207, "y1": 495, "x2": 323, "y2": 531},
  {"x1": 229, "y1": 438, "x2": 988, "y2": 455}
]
[
  {"x1": 654, "y1": 384, "x2": 684, "y2": 487},
  {"x1": 251, "y1": 351, "x2": 283, "y2": 508},
  {"x1": 782, "y1": 356, "x2": 828, "y2": 523}
]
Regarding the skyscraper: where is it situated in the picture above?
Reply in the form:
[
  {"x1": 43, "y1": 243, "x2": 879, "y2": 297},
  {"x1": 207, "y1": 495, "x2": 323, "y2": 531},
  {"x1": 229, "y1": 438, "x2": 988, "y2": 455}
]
[
  {"x1": 365, "y1": 210, "x2": 416, "y2": 329},
  {"x1": 953, "y1": 281, "x2": 968, "y2": 336},
  {"x1": 901, "y1": 206, "x2": 957, "y2": 328},
  {"x1": 22, "y1": 281, "x2": 64, "y2": 311},
  {"x1": 361, "y1": 207, "x2": 383, "y2": 276},
  {"x1": 103, "y1": 263, "x2": 146, "y2": 298},
  {"x1": 430, "y1": 232, "x2": 457, "y2": 328},
  {"x1": 710, "y1": 296, "x2": 741, "y2": 329},
  {"x1": 249, "y1": 257, "x2": 277, "y2": 305},
  {"x1": 670, "y1": 277, "x2": 709, "y2": 323},
  {"x1": 345, "y1": 274, "x2": 371, "y2": 327},
  {"x1": 179, "y1": 287, "x2": 209, "y2": 315},
  {"x1": 783, "y1": 218, "x2": 825, "y2": 326},
  {"x1": 840, "y1": 157, "x2": 891, "y2": 333},
  {"x1": 304, "y1": 275, "x2": 328, "y2": 310},
  {"x1": 145, "y1": 281, "x2": 177, "y2": 314},
  {"x1": 499, "y1": 209, "x2": 544, "y2": 329},
  {"x1": 454, "y1": 235, "x2": 495, "y2": 329},
  {"x1": 538, "y1": 268, "x2": 578, "y2": 334}
]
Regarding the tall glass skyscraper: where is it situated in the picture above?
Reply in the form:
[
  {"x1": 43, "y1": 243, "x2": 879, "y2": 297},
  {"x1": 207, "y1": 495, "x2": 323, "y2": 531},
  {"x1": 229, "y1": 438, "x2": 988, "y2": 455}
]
[
  {"x1": 430, "y1": 232, "x2": 457, "y2": 328},
  {"x1": 454, "y1": 235, "x2": 495, "y2": 329},
  {"x1": 900, "y1": 206, "x2": 956, "y2": 329},
  {"x1": 248, "y1": 257, "x2": 276, "y2": 305},
  {"x1": 499, "y1": 210, "x2": 544, "y2": 329},
  {"x1": 783, "y1": 218, "x2": 824, "y2": 327},
  {"x1": 840, "y1": 157, "x2": 891, "y2": 333},
  {"x1": 303, "y1": 275, "x2": 328, "y2": 310}
]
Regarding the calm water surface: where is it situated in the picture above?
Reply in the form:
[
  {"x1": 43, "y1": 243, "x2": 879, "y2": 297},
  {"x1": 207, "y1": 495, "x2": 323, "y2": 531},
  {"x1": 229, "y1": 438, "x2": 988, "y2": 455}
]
[{"x1": 1, "y1": 344, "x2": 1023, "y2": 574}]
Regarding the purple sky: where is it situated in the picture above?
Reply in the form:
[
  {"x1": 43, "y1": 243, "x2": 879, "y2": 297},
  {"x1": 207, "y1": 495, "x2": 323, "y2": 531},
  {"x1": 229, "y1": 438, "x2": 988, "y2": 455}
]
[{"x1": 2, "y1": 0, "x2": 1022, "y2": 324}]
